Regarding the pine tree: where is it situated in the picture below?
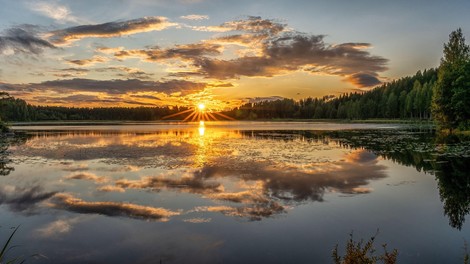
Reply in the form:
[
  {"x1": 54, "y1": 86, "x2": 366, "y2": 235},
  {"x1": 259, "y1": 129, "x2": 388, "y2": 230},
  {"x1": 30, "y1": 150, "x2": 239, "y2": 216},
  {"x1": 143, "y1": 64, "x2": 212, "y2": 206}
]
[{"x1": 432, "y1": 28, "x2": 470, "y2": 131}]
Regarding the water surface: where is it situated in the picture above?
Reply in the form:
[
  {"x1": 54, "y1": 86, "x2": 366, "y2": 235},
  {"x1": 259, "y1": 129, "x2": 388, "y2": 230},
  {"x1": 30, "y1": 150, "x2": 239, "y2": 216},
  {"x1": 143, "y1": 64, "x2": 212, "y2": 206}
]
[{"x1": 0, "y1": 122, "x2": 469, "y2": 263}]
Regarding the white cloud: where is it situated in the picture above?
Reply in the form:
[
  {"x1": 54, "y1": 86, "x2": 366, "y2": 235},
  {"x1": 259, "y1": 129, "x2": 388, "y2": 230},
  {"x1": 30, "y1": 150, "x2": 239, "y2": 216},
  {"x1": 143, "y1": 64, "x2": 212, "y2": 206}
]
[
  {"x1": 28, "y1": 1, "x2": 81, "y2": 24},
  {"x1": 36, "y1": 217, "x2": 81, "y2": 237},
  {"x1": 180, "y1": 14, "x2": 209, "y2": 20}
]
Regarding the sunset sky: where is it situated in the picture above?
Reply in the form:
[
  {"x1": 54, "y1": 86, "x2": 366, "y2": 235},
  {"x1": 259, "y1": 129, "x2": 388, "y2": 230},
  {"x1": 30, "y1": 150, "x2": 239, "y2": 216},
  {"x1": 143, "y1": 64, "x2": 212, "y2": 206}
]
[{"x1": 0, "y1": 0, "x2": 469, "y2": 109}]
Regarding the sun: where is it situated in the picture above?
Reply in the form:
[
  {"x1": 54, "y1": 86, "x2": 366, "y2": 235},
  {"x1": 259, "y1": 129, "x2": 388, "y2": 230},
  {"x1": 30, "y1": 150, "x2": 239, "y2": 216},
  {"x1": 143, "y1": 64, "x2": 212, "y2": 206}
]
[
  {"x1": 198, "y1": 103, "x2": 206, "y2": 111},
  {"x1": 161, "y1": 101, "x2": 236, "y2": 122}
]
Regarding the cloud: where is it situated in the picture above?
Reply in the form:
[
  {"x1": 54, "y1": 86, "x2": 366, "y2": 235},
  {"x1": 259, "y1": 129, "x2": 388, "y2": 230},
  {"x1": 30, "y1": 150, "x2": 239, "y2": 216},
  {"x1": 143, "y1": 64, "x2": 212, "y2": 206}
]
[
  {"x1": 0, "y1": 185, "x2": 57, "y2": 214},
  {"x1": 94, "y1": 66, "x2": 154, "y2": 80},
  {"x1": 52, "y1": 68, "x2": 89, "y2": 78},
  {"x1": 66, "y1": 55, "x2": 109, "y2": 66},
  {"x1": 7, "y1": 130, "x2": 390, "y2": 221},
  {"x1": 3, "y1": 78, "x2": 206, "y2": 97},
  {"x1": 41, "y1": 78, "x2": 205, "y2": 94},
  {"x1": 191, "y1": 34, "x2": 388, "y2": 87},
  {"x1": 115, "y1": 174, "x2": 222, "y2": 194},
  {"x1": 186, "y1": 25, "x2": 232, "y2": 33},
  {"x1": 64, "y1": 172, "x2": 108, "y2": 183},
  {"x1": 95, "y1": 46, "x2": 124, "y2": 54},
  {"x1": 345, "y1": 72, "x2": 382, "y2": 87},
  {"x1": 48, "y1": 17, "x2": 177, "y2": 44},
  {"x1": 50, "y1": 193, "x2": 180, "y2": 221},
  {"x1": 156, "y1": 16, "x2": 388, "y2": 87},
  {"x1": 130, "y1": 94, "x2": 162, "y2": 100},
  {"x1": 28, "y1": 1, "x2": 81, "y2": 24},
  {"x1": 0, "y1": 25, "x2": 56, "y2": 55},
  {"x1": 99, "y1": 147, "x2": 386, "y2": 220},
  {"x1": 189, "y1": 149, "x2": 387, "y2": 203},
  {"x1": 36, "y1": 217, "x2": 81, "y2": 238},
  {"x1": 114, "y1": 43, "x2": 222, "y2": 62},
  {"x1": 182, "y1": 217, "x2": 211, "y2": 223},
  {"x1": 221, "y1": 16, "x2": 286, "y2": 36},
  {"x1": 97, "y1": 185, "x2": 126, "y2": 193},
  {"x1": 180, "y1": 14, "x2": 209, "y2": 20},
  {"x1": 189, "y1": 203, "x2": 285, "y2": 221}
]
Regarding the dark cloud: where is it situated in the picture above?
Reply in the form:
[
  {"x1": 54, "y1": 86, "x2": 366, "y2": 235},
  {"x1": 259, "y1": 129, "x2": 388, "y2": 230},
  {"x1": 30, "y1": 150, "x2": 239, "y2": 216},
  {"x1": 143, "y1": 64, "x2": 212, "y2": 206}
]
[
  {"x1": 67, "y1": 55, "x2": 109, "y2": 66},
  {"x1": 130, "y1": 94, "x2": 162, "y2": 100},
  {"x1": 41, "y1": 78, "x2": 204, "y2": 94},
  {"x1": 191, "y1": 34, "x2": 388, "y2": 87},
  {"x1": 48, "y1": 17, "x2": 176, "y2": 44},
  {"x1": 0, "y1": 185, "x2": 57, "y2": 214},
  {"x1": 4, "y1": 78, "x2": 206, "y2": 97},
  {"x1": 116, "y1": 175, "x2": 222, "y2": 194},
  {"x1": 346, "y1": 72, "x2": 382, "y2": 87},
  {"x1": 0, "y1": 25, "x2": 56, "y2": 55},
  {"x1": 120, "y1": 16, "x2": 387, "y2": 87},
  {"x1": 94, "y1": 66, "x2": 154, "y2": 80},
  {"x1": 53, "y1": 68, "x2": 89, "y2": 78},
  {"x1": 114, "y1": 43, "x2": 222, "y2": 62},
  {"x1": 222, "y1": 16, "x2": 286, "y2": 36},
  {"x1": 50, "y1": 193, "x2": 180, "y2": 221},
  {"x1": 64, "y1": 172, "x2": 107, "y2": 183}
]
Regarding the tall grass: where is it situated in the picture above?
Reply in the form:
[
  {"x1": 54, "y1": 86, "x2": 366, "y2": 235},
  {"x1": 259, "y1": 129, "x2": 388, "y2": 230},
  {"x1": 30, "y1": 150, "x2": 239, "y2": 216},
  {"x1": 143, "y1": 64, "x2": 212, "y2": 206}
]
[{"x1": 0, "y1": 226, "x2": 22, "y2": 264}]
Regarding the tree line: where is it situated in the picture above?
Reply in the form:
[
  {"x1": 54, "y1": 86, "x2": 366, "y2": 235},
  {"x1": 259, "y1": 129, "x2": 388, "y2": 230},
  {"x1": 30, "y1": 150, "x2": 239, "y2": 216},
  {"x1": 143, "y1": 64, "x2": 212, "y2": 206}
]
[
  {"x1": 222, "y1": 68, "x2": 437, "y2": 120},
  {"x1": 0, "y1": 92, "x2": 191, "y2": 122}
]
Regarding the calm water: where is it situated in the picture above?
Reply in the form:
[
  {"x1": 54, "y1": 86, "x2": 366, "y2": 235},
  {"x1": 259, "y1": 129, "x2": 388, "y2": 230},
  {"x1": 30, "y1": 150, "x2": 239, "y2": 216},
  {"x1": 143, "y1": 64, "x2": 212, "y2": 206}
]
[{"x1": 1, "y1": 122, "x2": 469, "y2": 263}]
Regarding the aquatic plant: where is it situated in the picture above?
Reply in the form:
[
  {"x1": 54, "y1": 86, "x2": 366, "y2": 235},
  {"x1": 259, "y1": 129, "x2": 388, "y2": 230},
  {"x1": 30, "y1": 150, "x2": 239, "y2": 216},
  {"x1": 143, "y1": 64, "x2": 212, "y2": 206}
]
[
  {"x1": 332, "y1": 231, "x2": 398, "y2": 264},
  {"x1": 0, "y1": 226, "x2": 22, "y2": 264}
]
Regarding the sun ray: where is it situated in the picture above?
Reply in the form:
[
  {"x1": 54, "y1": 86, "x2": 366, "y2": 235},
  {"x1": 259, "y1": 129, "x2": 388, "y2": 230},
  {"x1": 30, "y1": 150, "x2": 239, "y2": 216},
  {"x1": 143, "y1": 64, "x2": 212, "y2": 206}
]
[
  {"x1": 183, "y1": 111, "x2": 197, "y2": 122},
  {"x1": 161, "y1": 109, "x2": 193, "y2": 120},
  {"x1": 207, "y1": 112, "x2": 217, "y2": 121},
  {"x1": 213, "y1": 112, "x2": 236, "y2": 121}
]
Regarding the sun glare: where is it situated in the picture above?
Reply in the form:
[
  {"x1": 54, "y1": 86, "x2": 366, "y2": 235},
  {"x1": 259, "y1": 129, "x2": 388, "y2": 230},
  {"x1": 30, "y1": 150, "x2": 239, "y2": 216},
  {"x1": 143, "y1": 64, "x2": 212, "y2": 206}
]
[
  {"x1": 198, "y1": 103, "x2": 206, "y2": 111},
  {"x1": 161, "y1": 101, "x2": 236, "y2": 122}
]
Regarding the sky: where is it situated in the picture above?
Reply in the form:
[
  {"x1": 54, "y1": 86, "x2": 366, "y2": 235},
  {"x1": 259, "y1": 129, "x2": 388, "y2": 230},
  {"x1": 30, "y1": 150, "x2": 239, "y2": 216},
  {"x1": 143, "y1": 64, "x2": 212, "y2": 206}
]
[{"x1": 0, "y1": 0, "x2": 469, "y2": 109}]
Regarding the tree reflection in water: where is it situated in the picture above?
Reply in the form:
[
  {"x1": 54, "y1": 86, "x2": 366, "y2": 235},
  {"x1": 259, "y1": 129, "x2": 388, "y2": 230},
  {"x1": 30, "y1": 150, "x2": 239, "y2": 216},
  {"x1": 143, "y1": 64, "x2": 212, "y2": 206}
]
[
  {"x1": 306, "y1": 129, "x2": 470, "y2": 230},
  {"x1": 0, "y1": 135, "x2": 28, "y2": 176}
]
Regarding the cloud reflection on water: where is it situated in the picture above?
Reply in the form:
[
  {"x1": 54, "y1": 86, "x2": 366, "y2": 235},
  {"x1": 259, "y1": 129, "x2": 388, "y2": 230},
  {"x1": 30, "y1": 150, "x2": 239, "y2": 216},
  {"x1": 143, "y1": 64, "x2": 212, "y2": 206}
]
[
  {"x1": 0, "y1": 185, "x2": 57, "y2": 214},
  {"x1": 6, "y1": 128, "x2": 388, "y2": 221},
  {"x1": 50, "y1": 193, "x2": 181, "y2": 222}
]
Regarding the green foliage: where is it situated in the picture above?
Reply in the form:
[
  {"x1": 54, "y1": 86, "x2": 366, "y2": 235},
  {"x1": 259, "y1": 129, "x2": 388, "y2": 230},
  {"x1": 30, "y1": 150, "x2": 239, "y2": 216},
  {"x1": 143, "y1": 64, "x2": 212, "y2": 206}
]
[
  {"x1": 432, "y1": 28, "x2": 470, "y2": 131},
  {"x1": 0, "y1": 120, "x2": 8, "y2": 133},
  {"x1": 332, "y1": 232, "x2": 398, "y2": 264}
]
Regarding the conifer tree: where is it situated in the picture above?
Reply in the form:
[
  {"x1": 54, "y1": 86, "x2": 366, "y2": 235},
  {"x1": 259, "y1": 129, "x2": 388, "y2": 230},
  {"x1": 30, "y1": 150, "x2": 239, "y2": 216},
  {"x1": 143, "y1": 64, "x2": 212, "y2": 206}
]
[{"x1": 432, "y1": 28, "x2": 470, "y2": 131}]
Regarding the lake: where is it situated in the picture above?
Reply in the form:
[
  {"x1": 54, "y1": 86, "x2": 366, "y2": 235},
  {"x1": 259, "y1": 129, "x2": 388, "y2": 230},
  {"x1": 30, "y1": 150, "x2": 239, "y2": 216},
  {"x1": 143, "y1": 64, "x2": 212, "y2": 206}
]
[{"x1": 1, "y1": 122, "x2": 469, "y2": 263}]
